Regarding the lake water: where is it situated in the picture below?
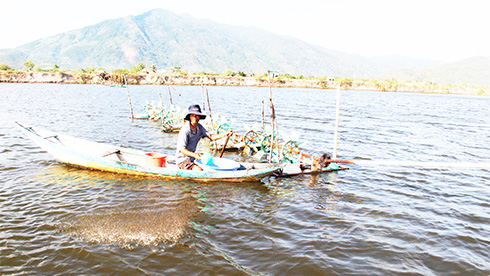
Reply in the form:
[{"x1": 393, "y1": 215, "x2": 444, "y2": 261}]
[{"x1": 1, "y1": 83, "x2": 489, "y2": 275}]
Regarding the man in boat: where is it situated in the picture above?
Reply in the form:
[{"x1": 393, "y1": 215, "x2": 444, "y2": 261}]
[{"x1": 176, "y1": 104, "x2": 233, "y2": 171}]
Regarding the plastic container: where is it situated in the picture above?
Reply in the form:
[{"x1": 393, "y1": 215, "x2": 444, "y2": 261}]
[
  {"x1": 195, "y1": 156, "x2": 241, "y2": 171},
  {"x1": 200, "y1": 153, "x2": 214, "y2": 165},
  {"x1": 145, "y1": 152, "x2": 166, "y2": 167}
]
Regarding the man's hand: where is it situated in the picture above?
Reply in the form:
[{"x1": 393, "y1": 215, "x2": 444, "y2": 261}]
[{"x1": 194, "y1": 152, "x2": 201, "y2": 160}]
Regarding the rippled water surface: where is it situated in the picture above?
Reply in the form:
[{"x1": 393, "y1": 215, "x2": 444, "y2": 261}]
[{"x1": 1, "y1": 83, "x2": 489, "y2": 275}]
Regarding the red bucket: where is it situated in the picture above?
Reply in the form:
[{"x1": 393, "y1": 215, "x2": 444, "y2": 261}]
[{"x1": 145, "y1": 152, "x2": 166, "y2": 167}]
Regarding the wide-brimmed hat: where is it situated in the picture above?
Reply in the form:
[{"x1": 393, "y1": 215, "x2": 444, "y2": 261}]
[{"x1": 184, "y1": 104, "x2": 207, "y2": 121}]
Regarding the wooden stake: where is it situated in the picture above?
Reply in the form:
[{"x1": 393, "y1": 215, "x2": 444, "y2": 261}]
[
  {"x1": 327, "y1": 159, "x2": 490, "y2": 168},
  {"x1": 124, "y1": 75, "x2": 134, "y2": 119},
  {"x1": 201, "y1": 83, "x2": 206, "y2": 112},
  {"x1": 268, "y1": 70, "x2": 275, "y2": 163},
  {"x1": 157, "y1": 84, "x2": 163, "y2": 106},
  {"x1": 167, "y1": 85, "x2": 173, "y2": 105},
  {"x1": 205, "y1": 87, "x2": 213, "y2": 124},
  {"x1": 333, "y1": 84, "x2": 341, "y2": 159},
  {"x1": 261, "y1": 100, "x2": 265, "y2": 131}
]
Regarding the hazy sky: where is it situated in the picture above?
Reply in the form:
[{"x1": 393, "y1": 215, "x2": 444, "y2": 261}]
[{"x1": 2, "y1": 0, "x2": 488, "y2": 62}]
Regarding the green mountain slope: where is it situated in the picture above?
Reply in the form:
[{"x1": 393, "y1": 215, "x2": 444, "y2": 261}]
[
  {"x1": 1, "y1": 8, "x2": 489, "y2": 87},
  {"x1": 0, "y1": 9, "x2": 377, "y2": 77}
]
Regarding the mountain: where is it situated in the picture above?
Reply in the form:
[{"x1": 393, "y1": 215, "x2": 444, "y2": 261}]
[
  {"x1": 0, "y1": 9, "x2": 387, "y2": 77},
  {"x1": 379, "y1": 56, "x2": 490, "y2": 87},
  {"x1": 0, "y1": 9, "x2": 371, "y2": 77},
  {"x1": 0, "y1": 8, "x2": 487, "y2": 87}
]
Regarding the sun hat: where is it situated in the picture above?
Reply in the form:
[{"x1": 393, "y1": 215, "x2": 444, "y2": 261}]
[{"x1": 184, "y1": 104, "x2": 207, "y2": 121}]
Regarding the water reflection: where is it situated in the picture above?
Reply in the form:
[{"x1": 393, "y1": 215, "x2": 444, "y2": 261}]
[
  {"x1": 307, "y1": 170, "x2": 340, "y2": 187},
  {"x1": 39, "y1": 164, "x2": 178, "y2": 190}
]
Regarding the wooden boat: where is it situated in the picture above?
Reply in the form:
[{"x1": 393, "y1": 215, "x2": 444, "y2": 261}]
[{"x1": 16, "y1": 122, "x2": 281, "y2": 182}]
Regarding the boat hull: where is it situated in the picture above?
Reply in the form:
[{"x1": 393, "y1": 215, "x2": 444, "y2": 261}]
[{"x1": 16, "y1": 123, "x2": 281, "y2": 182}]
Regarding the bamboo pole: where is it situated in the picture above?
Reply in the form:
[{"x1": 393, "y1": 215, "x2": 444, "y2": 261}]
[
  {"x1": 205, "y1": 87, "x2": 213, "y2": 124},
  {"x1": 261, "y1": 100, "x2": 265, "y2": 131},
  {"x1": 124, "y1": 75, "x2": 134, "y2": 119},
  {"x1": 327, "y1": 159, "x2": 490, "y2": 168},
  {"x1": 275, "y1": 115, "x2": 280, "y2": 160},
  {"x1": 201, "y1": 83, "x2": 205, "y2": 112},
  {"x1": 333, "y1": 84, "x2": 341, "y2": 159},
  {"x1": 268, "y1": 70, "x2": 275, "y2": 163},
  {"x1": 167, "y1": 85, "x2": 173, "y2": 105},
  {"x1": 157, "y1": 84, "x2": 163, "y2": 106},
  {"x1": 205, "y1": 87, "x2": 219, "y2": 152}
]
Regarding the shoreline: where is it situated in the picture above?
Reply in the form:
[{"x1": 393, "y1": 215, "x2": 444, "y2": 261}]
[{"x1": 1, "y1": 71, "x2": 488, "y2": 96}]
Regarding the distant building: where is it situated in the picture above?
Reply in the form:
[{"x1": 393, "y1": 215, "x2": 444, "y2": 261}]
[{"x1": 268, "y1": 70, "x2": 279, "y2": 78}]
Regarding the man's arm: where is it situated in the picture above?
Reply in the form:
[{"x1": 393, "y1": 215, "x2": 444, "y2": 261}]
[
  {"x1": 180, "y1": 148, "x2": 201, "y2": 160},
  {"x1": 208, "y1": 130, "x2": 233, "y2": 141}
]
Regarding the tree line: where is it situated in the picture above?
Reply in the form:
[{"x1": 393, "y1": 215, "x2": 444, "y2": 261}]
[{"x1": 0, "y1": 60, "x2": 487, "y2": 95}]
